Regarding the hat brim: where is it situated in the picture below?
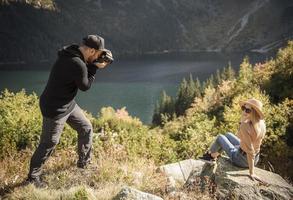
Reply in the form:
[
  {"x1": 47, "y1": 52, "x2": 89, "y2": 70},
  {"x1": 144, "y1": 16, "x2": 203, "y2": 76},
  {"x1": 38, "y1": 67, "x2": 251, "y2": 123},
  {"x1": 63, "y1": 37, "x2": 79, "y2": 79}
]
[
  {"x1": 98, "y1": 48, "x2": 107, "y2": 52},
  {"x1": 239, "y1": 101, "x2": 264, "y2": 119}
]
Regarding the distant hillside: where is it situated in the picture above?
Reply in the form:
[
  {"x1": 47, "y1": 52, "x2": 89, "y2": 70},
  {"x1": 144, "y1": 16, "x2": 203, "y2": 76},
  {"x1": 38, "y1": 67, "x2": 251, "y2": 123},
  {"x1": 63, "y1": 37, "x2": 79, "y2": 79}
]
[{"x1": 0, "y1": 0, "x2": 293, "y2": 65}]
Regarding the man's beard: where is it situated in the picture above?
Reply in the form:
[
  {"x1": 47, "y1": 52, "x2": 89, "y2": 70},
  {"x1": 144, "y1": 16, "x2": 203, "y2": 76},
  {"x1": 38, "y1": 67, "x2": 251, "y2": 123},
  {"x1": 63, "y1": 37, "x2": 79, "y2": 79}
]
[{"x1": 87, "y1": 55, "x2": 96, "y2": 64}]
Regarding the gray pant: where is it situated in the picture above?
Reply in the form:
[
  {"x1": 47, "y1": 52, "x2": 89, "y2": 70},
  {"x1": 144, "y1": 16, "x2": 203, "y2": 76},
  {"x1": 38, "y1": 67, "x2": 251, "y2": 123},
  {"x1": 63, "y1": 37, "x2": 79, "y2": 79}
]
[{"x1": 28, "y1": 104, "x2": 93, "y2": 178}]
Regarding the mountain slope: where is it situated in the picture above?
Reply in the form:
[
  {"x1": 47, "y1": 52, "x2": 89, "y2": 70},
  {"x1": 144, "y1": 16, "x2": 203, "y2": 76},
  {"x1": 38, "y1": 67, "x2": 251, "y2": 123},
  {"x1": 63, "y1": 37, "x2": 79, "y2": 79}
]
[{"x1": 0, "y1": 0, "x2": 292, "y2": 64}]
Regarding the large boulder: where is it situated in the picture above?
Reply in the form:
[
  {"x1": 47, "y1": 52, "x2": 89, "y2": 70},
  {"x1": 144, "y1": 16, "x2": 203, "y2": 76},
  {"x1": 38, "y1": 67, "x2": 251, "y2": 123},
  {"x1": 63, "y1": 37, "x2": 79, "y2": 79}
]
[
  {"x1": 158, "y1": 159, "x2": 205, "y2": 184},
  {"x1": 186, "y1": 158, "x2": 293, "y2": 200},
  {"x1": 113, "y1": 186, "x2": 163, "y2": 200},
  {"x1": 159, "y1": 158, "x2": 293, "y2": 199}
]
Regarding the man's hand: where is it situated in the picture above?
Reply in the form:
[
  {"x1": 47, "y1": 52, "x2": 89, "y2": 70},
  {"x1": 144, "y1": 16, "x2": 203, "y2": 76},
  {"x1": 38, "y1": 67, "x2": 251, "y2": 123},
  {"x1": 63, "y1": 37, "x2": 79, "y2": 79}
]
[{"x1": 93, "y1": 62, "x2": 108, "y2": 69}]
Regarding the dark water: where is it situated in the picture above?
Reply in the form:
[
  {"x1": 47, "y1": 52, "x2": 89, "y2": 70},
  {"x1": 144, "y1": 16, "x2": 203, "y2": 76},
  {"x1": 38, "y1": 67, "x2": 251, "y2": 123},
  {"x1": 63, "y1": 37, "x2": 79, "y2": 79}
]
[{"x1": 0, "y1": 52, "x2": 270, "y2": 123}]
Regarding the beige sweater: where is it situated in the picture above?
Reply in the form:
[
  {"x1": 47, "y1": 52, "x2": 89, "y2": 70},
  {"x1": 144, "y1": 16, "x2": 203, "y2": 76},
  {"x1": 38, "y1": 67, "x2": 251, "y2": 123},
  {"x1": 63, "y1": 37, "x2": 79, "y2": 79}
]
[{"x1": 237, "y1": 120, "x2": 265, "y2": 160}]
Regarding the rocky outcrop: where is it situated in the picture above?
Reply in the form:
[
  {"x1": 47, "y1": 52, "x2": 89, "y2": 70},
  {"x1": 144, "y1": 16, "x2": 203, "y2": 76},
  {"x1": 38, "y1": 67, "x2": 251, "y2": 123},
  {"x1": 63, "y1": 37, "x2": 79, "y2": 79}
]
[
  {"x1": 159, "y1": 158, "x2": 293, "y2": 200},
  {"x1": 113, "y1": 186, "x2": 163, "y2": 200},
  {"x1": 158, "y1": 159, "x2": 205, "y2": 184}
]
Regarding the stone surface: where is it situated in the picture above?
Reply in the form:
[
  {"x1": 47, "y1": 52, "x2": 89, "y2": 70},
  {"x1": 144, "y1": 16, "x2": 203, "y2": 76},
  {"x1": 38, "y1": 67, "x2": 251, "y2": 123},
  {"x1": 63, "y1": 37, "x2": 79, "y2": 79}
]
[
  {"x1": 185, "y1": 157, "x2": 293, "y2": 200},
  {"x1": 113, "y1": 186, "x2": 163, "y2": 200},
  {"x1": 158, "y1": 159, "x2": 205, "y2": 184}
]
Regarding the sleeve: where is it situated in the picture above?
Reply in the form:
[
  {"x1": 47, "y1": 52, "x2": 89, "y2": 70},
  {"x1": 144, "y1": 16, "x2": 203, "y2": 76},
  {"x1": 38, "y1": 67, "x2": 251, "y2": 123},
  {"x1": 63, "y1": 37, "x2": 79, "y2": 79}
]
[
  {"x1": 73, "y1": 59, "x2": 97, "y2": 91},
  {"x1": 87, "y1": 63, "x2": 97, "y2": 77}
]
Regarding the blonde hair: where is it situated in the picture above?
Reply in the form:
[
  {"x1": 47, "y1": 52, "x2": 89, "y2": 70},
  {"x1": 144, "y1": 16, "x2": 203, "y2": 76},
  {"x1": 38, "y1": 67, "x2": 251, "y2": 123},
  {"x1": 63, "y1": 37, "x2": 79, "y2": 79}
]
[{"x1": 251, "y1": 108, "x2": 266, "y2": 138}]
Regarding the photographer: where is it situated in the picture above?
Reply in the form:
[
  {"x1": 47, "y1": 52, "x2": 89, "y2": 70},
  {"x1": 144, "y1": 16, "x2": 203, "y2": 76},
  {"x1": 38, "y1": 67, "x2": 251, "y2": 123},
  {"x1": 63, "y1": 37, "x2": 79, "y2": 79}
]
[{"x1": 26, "y1": 35, "x2": 113, "y2": 187}]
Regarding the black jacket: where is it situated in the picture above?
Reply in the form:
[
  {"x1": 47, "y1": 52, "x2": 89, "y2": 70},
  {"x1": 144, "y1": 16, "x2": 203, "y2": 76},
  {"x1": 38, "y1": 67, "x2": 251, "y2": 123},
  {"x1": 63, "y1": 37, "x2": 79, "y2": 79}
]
[{"x1": 40, "y1": 45, "x2": 97, "y2": 119}]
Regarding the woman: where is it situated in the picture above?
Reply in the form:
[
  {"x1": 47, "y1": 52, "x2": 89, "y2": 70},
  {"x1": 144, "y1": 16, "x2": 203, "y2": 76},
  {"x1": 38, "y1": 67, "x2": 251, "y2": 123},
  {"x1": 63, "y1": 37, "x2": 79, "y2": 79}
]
[{"x1": 199, "y1": 98, "x2": 266, "y2": 182}]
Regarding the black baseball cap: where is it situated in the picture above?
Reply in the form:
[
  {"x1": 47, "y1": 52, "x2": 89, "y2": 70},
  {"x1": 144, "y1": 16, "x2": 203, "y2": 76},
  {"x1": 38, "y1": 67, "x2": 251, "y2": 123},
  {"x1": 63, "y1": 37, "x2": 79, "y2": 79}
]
[{"x1": 82, "y1": 35, "x2": 105, "y2": 51}]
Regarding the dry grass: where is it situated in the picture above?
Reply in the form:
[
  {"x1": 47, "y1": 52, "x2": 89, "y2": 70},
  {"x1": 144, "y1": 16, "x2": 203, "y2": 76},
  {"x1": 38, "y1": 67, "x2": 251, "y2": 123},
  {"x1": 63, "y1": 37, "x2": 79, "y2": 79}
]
[
  {"x1": 0, "y1": 147, "x2": 214, "y2": 200},
  {"x1": 0, "y1": 149, "x2": 32, "y2": 193},
  {"x1": 7, "y1": 185, "x2": 96, "y2": 200}
]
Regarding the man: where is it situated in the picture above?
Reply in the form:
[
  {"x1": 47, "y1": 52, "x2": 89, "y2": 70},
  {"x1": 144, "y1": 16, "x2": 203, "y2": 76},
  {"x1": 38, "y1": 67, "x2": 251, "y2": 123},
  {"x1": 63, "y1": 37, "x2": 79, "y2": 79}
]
[{"x1": 26, "y1": 35, "x2": 113, "y2": 187}]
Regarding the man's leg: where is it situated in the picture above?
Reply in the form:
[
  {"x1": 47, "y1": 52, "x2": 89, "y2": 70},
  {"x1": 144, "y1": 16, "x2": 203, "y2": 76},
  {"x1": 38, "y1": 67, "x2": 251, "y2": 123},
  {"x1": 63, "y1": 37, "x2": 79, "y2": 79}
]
[
  {"x1": 28, "y1": 116, "x2": 67, "y2": 180},
  {"x1": 66, "y1": 105, "x2": 93, "y2": 168}
]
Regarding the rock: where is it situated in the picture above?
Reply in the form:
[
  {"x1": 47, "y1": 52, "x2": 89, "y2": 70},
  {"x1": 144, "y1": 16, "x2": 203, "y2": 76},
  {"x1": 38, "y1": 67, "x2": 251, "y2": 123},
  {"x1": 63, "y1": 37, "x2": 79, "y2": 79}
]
[
  {"x1": 165, "y1": 176, "x2": 176, "y2": 194},
  {"x1": 185, "y1": 157, "x2": 293, "y2": 200},
  {"x1": 158, "y1": 159, "x2": 205, "y2": 184},
  {"x1": 185, "y1": 161, "x2": 218, "y2": 195},
  {"x1": 113, "y1": 186, "x2": 163, "y2": 200},
  {"x1": 215, "y1": 158, "x2": 293, "y2": 200}
]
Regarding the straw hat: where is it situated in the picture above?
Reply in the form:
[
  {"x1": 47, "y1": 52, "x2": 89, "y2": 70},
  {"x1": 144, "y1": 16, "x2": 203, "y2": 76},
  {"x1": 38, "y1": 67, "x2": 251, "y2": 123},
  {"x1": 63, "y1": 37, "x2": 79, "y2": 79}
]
[{"x1": 239, "y1": 98, "x2": 264, "y2": 119}]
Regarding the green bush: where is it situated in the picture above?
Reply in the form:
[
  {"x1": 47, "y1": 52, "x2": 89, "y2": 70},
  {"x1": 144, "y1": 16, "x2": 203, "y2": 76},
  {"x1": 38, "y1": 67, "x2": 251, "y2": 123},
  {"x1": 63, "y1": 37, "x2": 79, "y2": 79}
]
[
  {"x1": 254, "y1": 41, "x2": 293, "y2": 102},
  {"x1": 73, "y1": 187, "x2": 89, "y2": 200},
  {"x1": 0, "y1": 89, "x2": 42, "y2": 157},
  {"x1": 0, "y1": 89, "x2": 79, "y2": 158},
  {"x1": 161, "y1": 112, "x2": 217, "y2": 160},
  {"x1": 92, "y1": 107, "x2": 155, "y2": 159}
]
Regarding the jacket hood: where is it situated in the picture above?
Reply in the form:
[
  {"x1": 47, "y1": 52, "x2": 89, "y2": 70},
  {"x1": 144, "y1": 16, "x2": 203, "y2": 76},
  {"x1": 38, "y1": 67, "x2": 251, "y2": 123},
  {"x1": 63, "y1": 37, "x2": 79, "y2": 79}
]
[{"x1": 58, "y1": 44, "x2": 85, "y2": 61}]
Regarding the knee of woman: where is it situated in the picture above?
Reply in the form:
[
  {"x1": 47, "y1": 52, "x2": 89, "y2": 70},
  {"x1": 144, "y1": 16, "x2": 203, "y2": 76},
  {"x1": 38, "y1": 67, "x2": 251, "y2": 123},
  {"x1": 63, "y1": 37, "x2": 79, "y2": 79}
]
[
  {"x1": 216, "y1": 134, "x2": 225, "y2": 142},
  {"x1": 225, "y1": 132, "x2": 234, "y2": 137},
  {"x1": 233, "y1": 161, "x2": 248, "y2": 168}
]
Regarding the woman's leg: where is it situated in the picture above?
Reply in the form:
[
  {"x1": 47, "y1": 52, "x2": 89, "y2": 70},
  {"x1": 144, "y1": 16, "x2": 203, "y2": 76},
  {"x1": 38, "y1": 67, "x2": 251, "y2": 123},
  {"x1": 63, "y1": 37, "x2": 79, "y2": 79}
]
[
  {"x1": 209, "y1": 134, "x2": 237, "y2": 159},
  {"x1": 225, "y1": 132, "x2": 250, "y2": 167},
  {"x1": 225, "y1": 132, "x2": 240, "y2": 146}
]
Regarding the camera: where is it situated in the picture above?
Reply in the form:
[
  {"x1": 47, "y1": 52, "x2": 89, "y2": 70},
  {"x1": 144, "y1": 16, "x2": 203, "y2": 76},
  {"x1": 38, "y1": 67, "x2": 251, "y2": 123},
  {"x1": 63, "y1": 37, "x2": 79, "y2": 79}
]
[{"x1": 93, "y1": 49, "x2": 114, "y2": 64}]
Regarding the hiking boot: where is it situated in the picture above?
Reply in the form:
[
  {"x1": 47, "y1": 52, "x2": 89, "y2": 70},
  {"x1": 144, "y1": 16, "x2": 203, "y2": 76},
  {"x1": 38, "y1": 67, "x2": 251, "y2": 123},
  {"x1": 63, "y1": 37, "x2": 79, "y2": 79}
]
[
  {"x1": 199, "y1": 152, "x2": 216, "y2": 164},
  {"x1": 24, "y1": 176, "x2": 47, "y2": 188},
  {"x1": 77, "y1": 159, "x2": 91, "y2": 169},
  {"x1": 77, "y1": 160, "x2": 98, "y2": 171}
]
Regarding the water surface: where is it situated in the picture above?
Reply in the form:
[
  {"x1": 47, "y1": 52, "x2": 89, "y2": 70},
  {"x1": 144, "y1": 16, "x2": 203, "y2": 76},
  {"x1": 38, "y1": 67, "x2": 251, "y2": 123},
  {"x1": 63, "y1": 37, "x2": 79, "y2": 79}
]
[{"x1": 0, "y1": 52, "x2": 270, "y2": 123}]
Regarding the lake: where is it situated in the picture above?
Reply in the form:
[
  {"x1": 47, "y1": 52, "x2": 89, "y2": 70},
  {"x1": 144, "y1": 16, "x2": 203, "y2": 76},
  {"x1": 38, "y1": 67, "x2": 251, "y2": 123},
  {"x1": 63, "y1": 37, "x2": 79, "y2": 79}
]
[{"x1": 0, "y1": 52, "x2": 271, "y2": 124}]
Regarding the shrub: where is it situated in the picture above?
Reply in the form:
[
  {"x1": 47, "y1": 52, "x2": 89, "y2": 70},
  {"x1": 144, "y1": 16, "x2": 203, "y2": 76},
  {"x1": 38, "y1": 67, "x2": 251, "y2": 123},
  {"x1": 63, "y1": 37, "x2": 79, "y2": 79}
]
[
  {"x1": 254, "y1": 41, "x2": 293, "y2": 102},
  {"x1": 0, "y1": 89, "x2": 41, "y2": 158},
  {"x1": 161, "y1": 112, "x2": 217, "y2": 160},
  {"x1": 0, "y1": 89, "x2": 82, "y2": 158},
  {"x1": 92, "y1": 107, "x2": 158, "y2": 160}
]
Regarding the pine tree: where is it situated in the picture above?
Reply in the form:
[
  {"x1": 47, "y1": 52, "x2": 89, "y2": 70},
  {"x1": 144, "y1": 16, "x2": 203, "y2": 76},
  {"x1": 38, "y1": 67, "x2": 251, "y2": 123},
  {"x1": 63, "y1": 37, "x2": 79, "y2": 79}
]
[
  {"x1": 175, "y1": 78, "x2": 188, "y2": 115},
  {"x1": 224, "y1": 61, "x2": 236, "y2": 81},
  {"x1": 152, "y1": 102, "x2": 161, "y2": 125},
  {"x1": 238, "y1": 56, "x2": 253, "y2": 87},
  {"x1": 194, "y1": 77, "x2": 202, "y2": 98},
  {"x1": 162, "y1": 91, "x2": 175, "y2": 114},
  {"x1": 152, "y1": 91, "x2": 175, "y2": 125},
  {"x1": 215, "y1": 69, "x2": 222, "y2": 86},
  {"x1": 188, "y1": 74, "x2": 195, "y2": 93},
  {"x1": 205, "y1": 74, "x2": 215, "y2": 89},
  {"x1": 175, "y1": 74, "x2": 198, "y2": 116}
]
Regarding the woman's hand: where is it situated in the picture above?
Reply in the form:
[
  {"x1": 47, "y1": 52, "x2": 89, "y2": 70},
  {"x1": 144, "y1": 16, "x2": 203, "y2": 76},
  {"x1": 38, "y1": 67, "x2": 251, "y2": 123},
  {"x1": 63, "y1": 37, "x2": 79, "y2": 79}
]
[{"x1": 249, "y1": 174, "x2": 269, "y2": 186}]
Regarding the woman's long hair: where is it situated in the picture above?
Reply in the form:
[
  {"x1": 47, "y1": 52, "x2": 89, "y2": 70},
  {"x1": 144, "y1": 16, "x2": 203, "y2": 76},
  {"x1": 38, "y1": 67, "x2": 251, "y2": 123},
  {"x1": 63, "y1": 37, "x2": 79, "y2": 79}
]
[{"x1": 251, "y1": 108, "x2": 266, "y2": 138}]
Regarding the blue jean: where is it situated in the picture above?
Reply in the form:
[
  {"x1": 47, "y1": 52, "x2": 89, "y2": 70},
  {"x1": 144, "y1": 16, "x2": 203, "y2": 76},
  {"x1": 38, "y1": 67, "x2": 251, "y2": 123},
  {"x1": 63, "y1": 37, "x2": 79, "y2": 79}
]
[{"x1": 209, "y1": 132, "x2": 259, "y2": 168}]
